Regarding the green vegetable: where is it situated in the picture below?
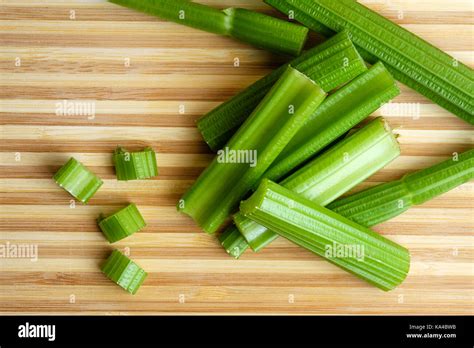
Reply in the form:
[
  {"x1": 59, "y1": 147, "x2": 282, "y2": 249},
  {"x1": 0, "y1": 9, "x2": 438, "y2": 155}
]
[
  {"x1": 197, "y1": 31, "x2": 367, "y2": 151},
  {"x1": 101, "y1": 250, "x2": 148, "y2": 294},
  {"x1": 98, "y1": 203, "x2": 146, "y2": 243},
  {"x1": 113, "y1": 146, "x2": 158, "y2": 181},
  {"x1": 223, "y1": 8, "x2": 308, "y2": 56},
  {"x1": 240, "y1": 179, "x2": 410, "y2": 291},
  {"x1": 267, "y1": 0, "x2": 474, "y2": 124},
  {"x1": 179, "y1": 66, "x2": 327, "y2": 234},
  {"x1": 53, "y1": 157, "x2": 103, "y2": 204},
  {"x1": 263, "y1": 61, "x2": 399, "y2": 182},
  {"x1": 108, "y1": 0, "x2": 308, "y2": 56},
  {"x1": 235, "y1": 117, "x2": 401, "y2": 251},
  {"x1": 329, "y1": 149, "x2": 474, "y2": 227},
  {"x1": 219, "y1": 225, "x2": 249, "y2": 259}
]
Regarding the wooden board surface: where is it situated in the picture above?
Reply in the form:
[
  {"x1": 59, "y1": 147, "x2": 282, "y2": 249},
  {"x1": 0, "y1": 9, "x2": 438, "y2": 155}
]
[{"x1": 0, "y1": 0, "x2": 473, "y2": 315}]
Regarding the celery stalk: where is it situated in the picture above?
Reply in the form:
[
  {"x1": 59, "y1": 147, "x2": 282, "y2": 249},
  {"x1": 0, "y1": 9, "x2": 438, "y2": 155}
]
[
  {"x1": 108, "y1": 0, "x2": 308, "y2": 56},
  {"x1": 268, "y1": 0, "x2": 474, "y2": 124},
  {"x1": 329, "y1": 149, "x2": 474, "y2": 227},
  {"x1": 240, "y1": 179, "x2": 410, "y2": 291},
  {"x1": 235, "y1": 117, "x2": 401, "y2": 251},
  {"x1": 197, "y1": 31, "x2": 367, "y2": 151},
  {"x1": 178, "y1": 66, "x2": 327, "y2": 234},
  {"x1": 224, "y1": 8, "x2": 308, "y2": 56}
]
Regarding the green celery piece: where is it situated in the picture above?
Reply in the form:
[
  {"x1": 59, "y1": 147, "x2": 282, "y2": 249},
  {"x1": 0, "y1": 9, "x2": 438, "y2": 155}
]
[
  {"x1": 101, "y1": 250, "x2": 148, "y2": 294},
  {"x1": 263, "y1": 61, "x2": 399, "y2": 182},
  {"x1": 109, "y1": 0, "x2": 231, "y2": 35},
  {"x1": 98, "y1": 203, "x2": 147, "y2": 243},
  {"x1": 53, "y1": 157, "x2": 103, "y2": 204},
  {"x1": 178, "y1": 66, "x2": 327, "y2": 234},
  {"x1": 276, "y1": 0, "x2": 474, "y2": 124},
  {"x1": 108, "y1": 0, "x2": 308, "y2": 56},
  {"x1": 224, "y1": 8, "x2": 308, "y2": 56},
  {"x1": 240, "y1": 179, "x2": 410, "y2": 291},
  {"x1": 329, "y1": 149, "x2": 474, "y2": 227},
  {"x1": 197, "y1": 31, "x2": 367, "y2": 151},
  {"x1": 235, "y1": 117, "x2": 401, "y2": 251},
  {"x1": 113, "y1": 146, "x2": 158, "y2": 181},
  {"x1": 219, "y1": 225, "x2": 249, "y2": 259}
]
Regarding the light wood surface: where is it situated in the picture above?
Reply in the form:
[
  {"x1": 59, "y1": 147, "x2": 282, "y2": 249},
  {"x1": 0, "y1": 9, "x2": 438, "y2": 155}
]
[{"x1": 0, "y1": 0, "x2": 473, "y2": 315}]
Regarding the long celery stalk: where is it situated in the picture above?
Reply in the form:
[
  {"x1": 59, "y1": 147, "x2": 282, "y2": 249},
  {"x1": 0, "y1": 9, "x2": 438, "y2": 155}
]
[
  {"x1": 108, "y1": 0, "x2": 309, "y2": 56},
  {"x1": 240, "y1": 179, "x2": 410, "y2": 291},
  {"x1": 328, "y1": 149, "x2": 474, "y2": 227},
  {"x1": 266, "y1": 0, "x2": 474, "y2": 124}
]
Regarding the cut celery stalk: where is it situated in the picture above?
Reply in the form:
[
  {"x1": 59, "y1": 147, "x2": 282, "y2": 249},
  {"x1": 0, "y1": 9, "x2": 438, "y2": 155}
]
[
  {"x1": 240, "y1": 179, "x2": 410, "y2": 291},
  {"x1": 108, "y1": 0, "x2": 308, "y2": 56},
  {"x1": 235, "y1": 117, "x2": 401, "y2": 251},
  {"x1": 53, "y1": 157, "x2": 103, "y2": 204},
  {"x1": 197, "y1": 31, "x2": 367, "y2": 151},
  {"x1": 263, "y1": 61, "x2": 399, "y2": 182},
  {"x1": 219, "y1": 225, "x2": 249, "y2": 259},
  {"x1": 268, "y1": 0, "x2": 474, "y2": 124},
  {"x1": 109, "y1": 0, "x2": 232, "y2": 35},
  {"x1": 224, "y1": 8, "x2": 308, "y2": 56},
  {"x1": 113, "y1": 146, "x2": 158, "y2": 181},
  {"x1": 178, "y1": 66, "x2": 327, "y2": 234},
  {"x1": 101, "y1": 250, "x2": 147, "y2": 294},
  {"x1": 98, "y1": 204, "x2": 146, "y2": 243},
  {"x1": 329, "y1": 149, "x2": 474, "y2": 227}
]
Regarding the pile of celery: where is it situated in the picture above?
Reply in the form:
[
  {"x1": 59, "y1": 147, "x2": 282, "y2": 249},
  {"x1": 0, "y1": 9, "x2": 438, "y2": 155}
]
[{"x1": 100, "y1": 0, "x2": 473, "y2": 292}]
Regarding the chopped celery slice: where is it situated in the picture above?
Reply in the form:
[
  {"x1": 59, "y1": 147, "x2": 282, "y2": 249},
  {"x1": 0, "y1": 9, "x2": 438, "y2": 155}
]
[
  {"x1": 235, "y1": 117, "x2": 401, "y2": 251},
  {"x1": 179, "y1": 66, "x2": 327, "y2": 234},
  {"x1": 329, "y1": 149, "x2": 474, "y2": 227},
  {"x1": 98, "y1": 204, "x2": 146, "y2": 243},
  {"x1": 219, "y1": 225, "x2": 249, "y2": 259},
  {"x1": 197, "y1": 31, "x2": 367, "y2": 151},
  {"x1": 53, "y1": 157, "x2": 103, "y2": 204},
  {"x1": 101, "y1": 249, "x2": 147, "y2": 294},
  {"x1": 240, "y1": 179, "x2": 410, "y2": 291},
  {"x1": 263, "y1": 61, "x2": 399, "y2": 182},
  {"x1": 113, "y1": 146, "x2": 158, "y2": 181},
  {"x1": 108, "y1": 0, "x2": 308, "y2": 56}
]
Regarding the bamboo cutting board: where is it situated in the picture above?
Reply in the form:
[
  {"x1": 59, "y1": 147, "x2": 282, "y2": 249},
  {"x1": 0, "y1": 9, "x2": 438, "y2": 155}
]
[{"x1": 0, "y1": 0, "x2": 473, "y2": 315}]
